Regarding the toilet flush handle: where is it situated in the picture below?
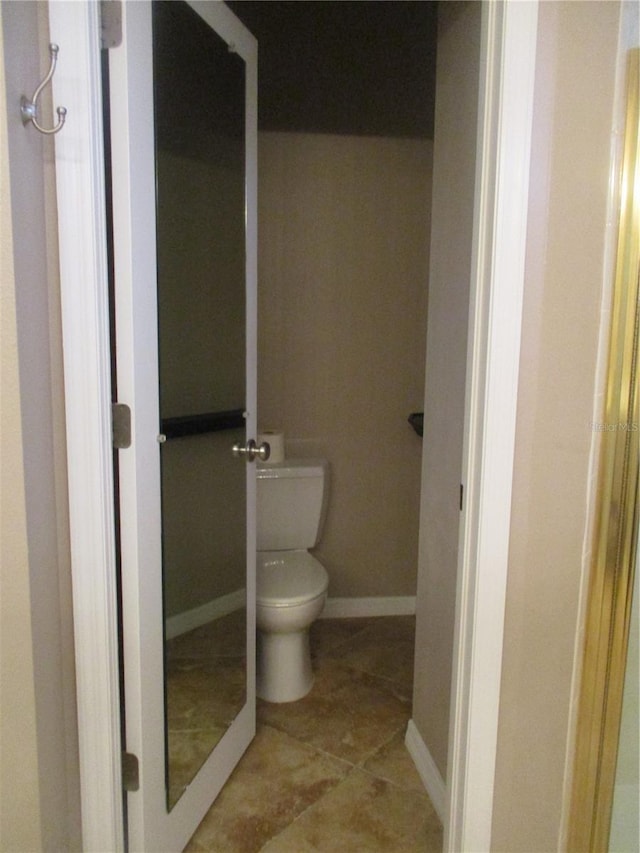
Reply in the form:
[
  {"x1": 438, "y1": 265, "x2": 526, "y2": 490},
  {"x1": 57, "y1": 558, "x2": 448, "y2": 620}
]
[{"x1": 232, "y1": 438, "x2": 271, "y2": 462}]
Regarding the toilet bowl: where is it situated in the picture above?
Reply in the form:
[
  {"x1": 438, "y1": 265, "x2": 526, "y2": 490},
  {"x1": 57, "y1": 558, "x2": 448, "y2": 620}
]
[
  {"x1": 256, "y1": 550, "x2": 328, "y2": 702},
  {"x1": 256, "y1": 459, "x2": 330, "y2": 703}
]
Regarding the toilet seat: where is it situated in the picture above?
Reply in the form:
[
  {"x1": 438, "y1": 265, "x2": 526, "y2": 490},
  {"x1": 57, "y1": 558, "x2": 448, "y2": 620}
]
[{"x1": 257, "y1": 550, "x2": 328, "y2": 608}]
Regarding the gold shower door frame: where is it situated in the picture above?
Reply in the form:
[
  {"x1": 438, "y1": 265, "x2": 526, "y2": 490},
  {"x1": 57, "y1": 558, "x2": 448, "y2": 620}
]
[{"x1": 568, "y1": 48, "x2": 640, "y2": 853}]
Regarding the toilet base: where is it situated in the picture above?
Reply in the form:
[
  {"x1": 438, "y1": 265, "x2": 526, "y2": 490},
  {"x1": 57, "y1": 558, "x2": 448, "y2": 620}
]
[{"x1": 257, "y1": 628, "x2": 313, "y2": 703}]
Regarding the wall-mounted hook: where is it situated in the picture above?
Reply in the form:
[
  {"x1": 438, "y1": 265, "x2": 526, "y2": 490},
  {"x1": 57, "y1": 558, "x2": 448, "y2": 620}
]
[{"x1": 20, "y1": 43, "x2": 67, "y2": 136}]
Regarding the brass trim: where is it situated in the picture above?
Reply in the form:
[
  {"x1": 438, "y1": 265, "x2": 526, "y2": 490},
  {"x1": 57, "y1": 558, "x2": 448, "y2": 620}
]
[{"x1": 568, "y1": 49, "x2": 640, "y2": 852}]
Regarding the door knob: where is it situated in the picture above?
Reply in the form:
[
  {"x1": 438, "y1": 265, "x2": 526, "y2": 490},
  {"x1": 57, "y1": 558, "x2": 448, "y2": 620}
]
[{"x1": 232, "y1": 438, "x2": 271, "y2": 462}]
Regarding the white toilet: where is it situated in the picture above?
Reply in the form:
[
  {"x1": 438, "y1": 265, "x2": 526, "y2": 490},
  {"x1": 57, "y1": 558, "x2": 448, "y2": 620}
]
[{"x1": 256, "y1": 459, "x2": 330, "y2": 703}]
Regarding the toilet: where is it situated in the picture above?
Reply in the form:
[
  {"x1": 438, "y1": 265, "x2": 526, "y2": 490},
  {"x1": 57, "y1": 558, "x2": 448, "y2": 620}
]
[{"x1": 256, "y1": 459, "x2": 330, "y2": 703}]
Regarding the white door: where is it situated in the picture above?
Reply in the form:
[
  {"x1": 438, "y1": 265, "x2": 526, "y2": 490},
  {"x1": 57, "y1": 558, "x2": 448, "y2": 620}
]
[{"x1": 108, "y1": 2, "x2": 258, "y2": 849}]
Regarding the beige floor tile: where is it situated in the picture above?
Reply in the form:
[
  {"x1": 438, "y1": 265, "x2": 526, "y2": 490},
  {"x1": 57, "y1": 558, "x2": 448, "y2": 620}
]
[
  {"x1": 166, "y1": 656, "x2": 246, "y2": 730},
  {"x1": 257, "y1": 658, "x2": 411, "y2": 765},
  {"x1": 176, "y1": 615, "x2": 442, "y2": 852},
  {"x1": 310, "y1": 617, "x2": 378, "y2": 659},
  {"x1": 361, "y1": 730, "x2": 425, "y2": 793},
  {"x1": 260, "y1": 767, "x2": 443, "y2": 853},
  {"x1": 185, "y1": 726, "x2": 350, "y2": 853},
  {"x1": 168, "y1": 727, "x2": 228, "y2": 809},
  {"x1": 323, "y1": 616, "x2": 415, "y2": 692},
  {"x1": 166, "y1": 611, "x2": 247, "y2": 799}
]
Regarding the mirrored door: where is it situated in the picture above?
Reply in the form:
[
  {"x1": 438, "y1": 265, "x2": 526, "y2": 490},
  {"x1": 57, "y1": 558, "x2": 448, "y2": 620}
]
[
  {"x1": 109, "y1": 1, "x2": 257, "y2": 849},
  {"x1": 152, "y1": 0, "x2": 248, "y2": 810}
]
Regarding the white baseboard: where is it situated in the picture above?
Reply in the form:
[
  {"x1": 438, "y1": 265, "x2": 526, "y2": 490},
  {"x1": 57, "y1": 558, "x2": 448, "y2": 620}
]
[
  {"x1": 405, "y1": 719, "x2": 447, "y2": 824},
  {"x1": 320, "y1": 596, "x2": 416, "y2": 619},
  {"x1": 165, "y1": 588, "x2": 246, "y2": 640},
  {"x1": 167, "y1": 593, "x2": 415, "y2": 638}
]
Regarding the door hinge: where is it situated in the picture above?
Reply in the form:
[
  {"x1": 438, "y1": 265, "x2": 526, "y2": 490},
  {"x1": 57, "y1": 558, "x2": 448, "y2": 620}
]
[
  {"x1": 460, "y1": 483, "x2": 464, "y2": 511},
  {"x1": 122, "y1": 751, "x2": 139, "y2": 792},
  {"x1": 112, "y1": 403, "x2": 131, "y2": 449},
  {"x1": 100, "y1": 0, "x2": 122, "y2": 49}
]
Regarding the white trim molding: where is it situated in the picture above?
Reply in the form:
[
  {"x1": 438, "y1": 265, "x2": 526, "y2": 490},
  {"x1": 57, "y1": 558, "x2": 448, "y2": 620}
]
[
  {"x1": 48, "y1": 2, "x2": 124, "y2": 850},
  {"x1": 405, "y1": 720, "x2": 447, "y2": 824},
  {"x1": 446, "y1": 2, "x2": 538, "y2": 852},
  {"x1": 167, "y1": 594, "x2": 417, "y2": 637},
  {"x1": 165, "y1": 588, "x2": 246, "y2": 640},
  {"x1": 320, "y1": 596, "x2": 416, "y2": 619}
]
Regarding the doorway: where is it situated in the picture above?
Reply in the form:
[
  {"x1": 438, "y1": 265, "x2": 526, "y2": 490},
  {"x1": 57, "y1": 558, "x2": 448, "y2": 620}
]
[{"x1": 50, "y1": 1, "x2": 538, "y2": 850}]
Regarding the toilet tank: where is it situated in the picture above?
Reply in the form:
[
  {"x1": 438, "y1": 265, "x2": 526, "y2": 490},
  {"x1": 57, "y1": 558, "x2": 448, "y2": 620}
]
[{"x1": 256, "y1": 459, "x2": 329, "y2": 551}]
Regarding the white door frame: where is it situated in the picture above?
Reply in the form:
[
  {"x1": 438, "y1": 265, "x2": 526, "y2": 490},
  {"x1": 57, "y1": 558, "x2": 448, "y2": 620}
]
[
  {"x1": 446, "y1": 2, "x2": 538, "y2": 851},
  {"x1": 49, "y1": 1, "x2": 123, "y2": 850},
  {"x1": 49, "y1": 1, "x2": 538, "y2": 850}
]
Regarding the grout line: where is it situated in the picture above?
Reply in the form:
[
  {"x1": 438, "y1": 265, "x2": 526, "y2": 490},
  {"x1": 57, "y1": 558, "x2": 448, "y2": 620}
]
[
  {"x1": 256, "y1": 722, "x2": 356, "y2": 773},
  {"x1": 357, "y1": 763, "x2": 435, "y2": 799},
  {"x1": 185, "y1": 616, "x2": 421, "y2": 850},
  {"x1": 312, "y1": 654, "x2": 414, "y2": 701},
  {"x1": 253, "y1": 728, "x2": 357, "y2": 852},
  {"x1": 257, "y1": 723, "x2": 430, "y2": 852},
  {"x1": 310, "y1": 621, "x2": 377, "y2": 657},
  {"x1": 356, "y1": 722, "x2": 407, "y2": 762},
  {"x1": 352, "y1": 722, "x2": 409, "y2": 774},
  {"x1": 257, "y1": 763, "x2": 367, "y2": 853}
]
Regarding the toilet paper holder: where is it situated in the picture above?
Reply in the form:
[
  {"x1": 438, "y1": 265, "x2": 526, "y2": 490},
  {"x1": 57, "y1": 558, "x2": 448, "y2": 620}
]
[{"x1": 257, "y1": 430, "x2": 286, "y2": 463}]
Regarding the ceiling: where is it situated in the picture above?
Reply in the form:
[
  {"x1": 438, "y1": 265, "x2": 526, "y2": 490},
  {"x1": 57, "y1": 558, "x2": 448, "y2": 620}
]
[{"x1": 227, "y1": 1, "x2": 438, "y2": 138}]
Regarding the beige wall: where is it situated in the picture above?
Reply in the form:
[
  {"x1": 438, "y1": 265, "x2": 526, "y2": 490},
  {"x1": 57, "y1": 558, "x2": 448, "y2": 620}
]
[
  {"x1": 0, "y1": 2, "x2": 80, "y2": 849},
  {"x1": 157, "y1": 149, "x2": 247, "y2": 617},
  {"x1": 162, "y1": 429, "x2": 246, "y2": 616},
  {"x1": 160, "y1": 130, "x2": 433, "y2": 616},
  {"x1": 492, "y1": 2, "x2": 622, "y2": 849},
  {"x1": 411, "y1": 0, "x2": 481, "y2": 780},
  {"x1": 0, "y1": 14, "x2": 42, "y2": 847},
  {"x1": 257, "y1": 131, "x2": 432, "y2": 599},
  {"x1": 410, "y1": 3, "x2": 625, "y2": 844},
  {"x1": 157, "y1": 149, "x2": 245, "y2": 419}
]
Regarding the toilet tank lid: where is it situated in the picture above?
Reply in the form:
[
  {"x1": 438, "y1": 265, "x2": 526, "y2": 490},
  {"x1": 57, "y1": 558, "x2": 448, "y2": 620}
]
[{"x1": 256, "y1": 458, "x2": 328, "y2": 479}]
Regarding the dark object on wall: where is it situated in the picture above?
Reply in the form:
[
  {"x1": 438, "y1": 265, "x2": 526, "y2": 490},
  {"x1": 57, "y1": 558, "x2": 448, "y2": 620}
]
[
  {"x1": 161, "y1": 409, "x2": 245, "y2": 440},
  {"x1": 408, "y1": 412, "x2": 424, "y2": 437}
]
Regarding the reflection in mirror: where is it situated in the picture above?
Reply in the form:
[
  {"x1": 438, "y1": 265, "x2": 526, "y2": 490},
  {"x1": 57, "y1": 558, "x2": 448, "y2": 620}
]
[{"x1": 152, "y1": 0, "x2": 247, "y2": 810}]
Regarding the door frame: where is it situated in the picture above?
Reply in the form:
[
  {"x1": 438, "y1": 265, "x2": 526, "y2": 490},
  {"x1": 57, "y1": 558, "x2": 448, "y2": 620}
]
[
  {"x1": 49, "y1": 2, "x2": 123, "y2": 849},
  {"x1": 446, "y1": 2, "x2": 538, "y2": 850},
  {"x1": 49, "y1": 1, "x2": 537, "y2": 850}
]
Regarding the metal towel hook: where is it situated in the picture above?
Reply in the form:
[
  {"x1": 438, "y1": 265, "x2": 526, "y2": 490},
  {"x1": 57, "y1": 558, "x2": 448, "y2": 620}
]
[{"x1": 20, "y1": 43, "x2": 67, "y2": 135}]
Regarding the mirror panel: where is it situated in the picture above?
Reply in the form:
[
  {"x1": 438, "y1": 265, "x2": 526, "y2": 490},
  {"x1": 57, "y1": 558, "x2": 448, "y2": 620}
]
[{"x1": 151, "y1": 0, "x2": 247, "y2": 810}]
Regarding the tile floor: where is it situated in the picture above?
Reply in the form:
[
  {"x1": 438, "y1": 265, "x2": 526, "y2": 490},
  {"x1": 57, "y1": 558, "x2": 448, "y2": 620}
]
[
  {"x1": 166, "y1": 611, "x2": 248, "y2": 808},
  {"x1": 180, "y1": 615, "x2": 443, "y2": 852}
]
